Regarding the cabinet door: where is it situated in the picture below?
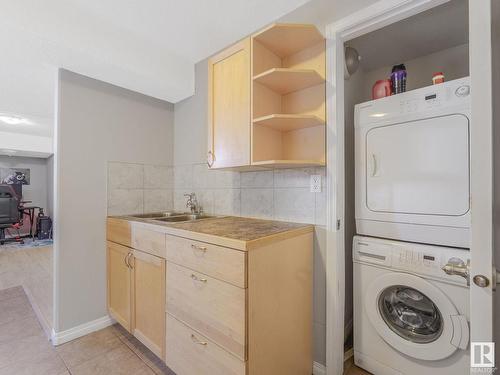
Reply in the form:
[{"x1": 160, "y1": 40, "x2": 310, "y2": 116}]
[
  {"x1": 132, "y1": 249, "x2": 166, "y2": 359},
  {"x1": 107, "y1": 241, "x2": 132, "y2": 331},
  {"x1": 208, "y1": 38, "x2": 251, "y2": 169}
]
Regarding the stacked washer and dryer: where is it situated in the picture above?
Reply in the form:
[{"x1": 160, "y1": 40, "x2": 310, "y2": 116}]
[{"x1": 353, "y1": 78, "x2": 472, "y2": 374}]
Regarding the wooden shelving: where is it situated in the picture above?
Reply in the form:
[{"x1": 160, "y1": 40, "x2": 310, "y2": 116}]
[
  {"x1": 252, "y1": 160, "x2": 325, "y2": 168},
  {"x1": 250, "y1": 23, "x2": 326, "y2": 169},
  {"x1": 253, "y1": 68, "x2": 324, "y2": 95},
  {"x1": 253, "y1": 114, "x2": 324, "y2": 131},
  {"x1": 253, "y1": 23, "x2": 324, "y2": 58}
]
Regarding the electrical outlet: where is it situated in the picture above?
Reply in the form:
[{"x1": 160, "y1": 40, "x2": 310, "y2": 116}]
[{"x1": 310, "y1": 175, "x2": 321, "y2": 193}]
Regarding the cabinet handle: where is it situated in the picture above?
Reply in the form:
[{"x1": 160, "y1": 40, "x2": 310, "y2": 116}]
[
  {"x1": 124, "y1": 253, "x2": 130, "y2": 268},
  {"x1": 126, "y1": 252, "x2": 134, "y2": 269},
  {"x1": 191, "y1": 273, "x2": 207, "y2": 283},
  {"x1": 191, "y1": 334, "x2": 207, "y2": 346},
  {"x1": 191, "y1": 244, "x2": 207, "y2": 252},
  {"x1": 207, "y1": 151, "x2": 215, "y2": 168}
]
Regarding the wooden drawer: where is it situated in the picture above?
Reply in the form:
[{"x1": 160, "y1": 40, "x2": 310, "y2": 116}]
[
  {"x1": 166, "y1": 262, "x2": 246, "y2": 360},
  {"x1": 107, "y1": 218, "x2": 131, "y2": 247},
  {"x1": 166, "y1": 314, "x2": 246, "y2": 375},
  {"x1": 165, "y1": 235, "x2": 246, "y2": 288},
  {"x1": 131, "y1": 226, "x2": 166, "y2": 258}
]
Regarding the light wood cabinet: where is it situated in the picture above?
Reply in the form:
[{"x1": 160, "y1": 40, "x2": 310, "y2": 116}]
[
  {"x1": 132, "y1": 249, "x2": 166, "y2": 359},
  {"x1": 107, "y1": 217, "x2": 313, "y2": 375},
  {"x1": 207, "y1": 23, "x2": 326, "y2": 170},
  {"x1": 107, "y1": 241, "x2": 132, "y2": 331},
  {"x1": 208, "y1": 38, "x2": 251, "y2": 169},
  {"x1": 106, "y1": 224, "x2": 166, "y2": 359}
]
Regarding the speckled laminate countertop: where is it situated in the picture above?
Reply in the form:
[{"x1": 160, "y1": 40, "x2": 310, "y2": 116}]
[{"x1": 109, "y1": 214, "x2": 313, "y2": 250}]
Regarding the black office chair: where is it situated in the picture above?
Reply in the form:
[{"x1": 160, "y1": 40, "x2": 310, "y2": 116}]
[{"x1": 0, "y1": 185, "x2": 22, "y2": 245}]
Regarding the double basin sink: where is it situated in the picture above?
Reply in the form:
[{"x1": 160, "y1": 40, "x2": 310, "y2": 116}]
[{"x1": 131, "y1": 211, "x2": 215, "y2": 223}]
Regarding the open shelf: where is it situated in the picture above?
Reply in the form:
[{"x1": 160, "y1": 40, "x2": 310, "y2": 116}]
[
  {"x1": 253, "y1": 114, "x2": 324, "y2": 131},
  {"x1": 253, "y1": 23, "x2": 324, "y2": 58},
  {"x1": 251, "y1": 160, "x2": 325, "y2": 168},
  {"x1": 253, "y1": 68, "x2": 324, "y2": 95}
]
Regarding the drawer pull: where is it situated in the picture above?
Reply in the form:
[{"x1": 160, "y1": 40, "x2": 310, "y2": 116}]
[
  {"x1": 191, "y1": 273, "x2": 208, "y2": 283},
  {"x1": 191, "y1": 244, "x2": 207, "y2": 252},
  {"x1": 191, "y1": 334, "x2": 208, "y2": 346}
]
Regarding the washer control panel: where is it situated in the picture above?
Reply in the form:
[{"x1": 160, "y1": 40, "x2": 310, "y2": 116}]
[{"x1": 354, "y1": 235, "x2": 469, "y2": 285}]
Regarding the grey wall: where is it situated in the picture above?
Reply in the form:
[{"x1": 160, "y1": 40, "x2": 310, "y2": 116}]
[
  {"x1": 55, "y1": 69, "x2": 174, "y2": 332},
  {"x1": 361, "y1": 43, "x2": 469, "y2": 102},
  {"x1": 0, "y1": 155, "x2": 50, "y2": 222}
]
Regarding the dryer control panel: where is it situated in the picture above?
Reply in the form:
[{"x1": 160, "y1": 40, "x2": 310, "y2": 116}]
[{"x1": 353, "y1": 236, "x2": 469, "y2": 285}]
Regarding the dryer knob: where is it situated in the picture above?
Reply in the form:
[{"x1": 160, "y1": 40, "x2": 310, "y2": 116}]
[{"x1": 455, "y1": 85, "x2": 470, "y2": 97}]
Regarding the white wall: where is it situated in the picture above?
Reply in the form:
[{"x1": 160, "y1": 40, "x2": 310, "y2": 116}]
[
  {"x1": 55, "y1": 69, "x2": 174, "y2": 332},
  {"x1": 361, "y1": 43, "x2": 470, "y2": 102}
]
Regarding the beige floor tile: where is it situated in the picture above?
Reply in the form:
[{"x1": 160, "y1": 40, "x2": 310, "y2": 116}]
[
  {"x1": 0, "y1": 285, "x2": 24, "y2": 302},
  {"x1": 0, "y1": 349, "x2": 67, "y2": 375},
  {"x1": 69, "y1": 345, "x2": 155, "y2": 375},
  {"x1": 0, "y1": 294, "x2": 35, "y2": 325},
  {"x1": 0, "y1": 314, "x2": 45, "y2": 344},
  {"x1": 0, "y1": 334, "x2": 55, "y2": 369},
  {"x1": 114, "y1": 325, "x2": 174, "y2": 375},
  {"x1": 56, "y1": 326, "x2": 123, "y2": 368}
]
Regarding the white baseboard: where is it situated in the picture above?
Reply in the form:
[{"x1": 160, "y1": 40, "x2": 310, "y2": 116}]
[
  {"x1": 313, "y1": 361, "x2": 327, "y2": 375},
  {"x1": 51, "y1": 315, "x2": 115, "y2": 346}
]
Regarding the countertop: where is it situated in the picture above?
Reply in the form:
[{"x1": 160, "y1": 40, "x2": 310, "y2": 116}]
[{"x1": 109, "y1": 215, "x2": 314, "y2": 250}]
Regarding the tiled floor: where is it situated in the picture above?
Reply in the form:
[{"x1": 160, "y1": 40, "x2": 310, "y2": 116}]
[
  {"x1": 0, "y1": 243, "x2": 53, "y2": 334},
  {"x1": 344, "y1": 357, "x2": 372, "y2": 375},
  {"x1": 0, "y1": 286, "x2": 174, "y2": 375}
]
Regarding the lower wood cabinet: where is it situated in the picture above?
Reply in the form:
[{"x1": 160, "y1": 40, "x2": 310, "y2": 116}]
[
  {"x1": 107, "y1": 241, "x2": 166, "y2": 359},
  {"x1": 107, "y1": 218, "x2": 313, "y2": 375},
  {"x1": 107, "y1": 241, "x2": 132, "y2": 331},
  {"x1": 132, "y1": 249, "x2": 166, "y2": 359}
]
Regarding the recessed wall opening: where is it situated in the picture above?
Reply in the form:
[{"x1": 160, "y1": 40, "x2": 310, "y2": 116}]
[{"x1": 341, "y1": 0, "x2": 469, "y2": 360}]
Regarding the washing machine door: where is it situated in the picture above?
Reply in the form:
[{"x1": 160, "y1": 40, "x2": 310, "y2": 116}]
[{"x1": 365, "y1": 272, "x2": 469, "y2": 361}]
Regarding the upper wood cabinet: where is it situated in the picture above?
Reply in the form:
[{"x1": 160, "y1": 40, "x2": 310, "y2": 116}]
[
  {"x1": 208, "y1": 38, "x2": 251, "y2": 169},
  {"x1": 207, "y1": 23, "x2": 326, "y2": 170}
]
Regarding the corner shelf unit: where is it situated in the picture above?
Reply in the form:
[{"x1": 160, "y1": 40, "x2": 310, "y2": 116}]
[{"x1": 251, "y1": 23, "x2": 326, "y2": 168}]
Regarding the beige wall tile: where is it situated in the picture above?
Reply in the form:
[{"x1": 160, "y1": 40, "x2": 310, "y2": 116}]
[
  {"x1": 274, "y1": 167, "x2": 316, "y2": 188},
  {"x1": 241, "y1": 188, "x2": 273, "y2": 219},
  {"x1": 144, "y1": 165, "x2": 173, "y2": 189},
  {"x1": 144, "y1": 189, "x2": 173, "y2": 212},
  {"x1": 108, "y1": 189, "x2": 144, "y2": 216},
  {"x1": 214, "y1": 189, "x2": 241, "y2": 216},
  {"x1": 273, "y1": 188, "x2": 315, "y2": 224},
  {"x1": 240, "y1": 170, "x2": 273, "y2": 188}
]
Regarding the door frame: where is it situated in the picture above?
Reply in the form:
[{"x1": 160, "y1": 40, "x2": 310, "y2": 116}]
[{"x1": 324, "y1": 1, "x2": 450, "y2": 374}]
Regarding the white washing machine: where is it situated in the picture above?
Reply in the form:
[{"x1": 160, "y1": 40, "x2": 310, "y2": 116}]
[
  {"x1": 353, "y1": 236, "x2": 469, "y2": 375},
  {"x1": 355, "y1": 78, "x2": 471, "y2": 248}
]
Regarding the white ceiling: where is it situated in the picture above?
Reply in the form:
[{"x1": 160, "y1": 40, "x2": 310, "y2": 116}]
[
  {"x1": 0, "y1": 0, "x2": 314, "y2": 147},
  {"x1": 348, "y1": 0, "x2": 468, "y2": 72}
]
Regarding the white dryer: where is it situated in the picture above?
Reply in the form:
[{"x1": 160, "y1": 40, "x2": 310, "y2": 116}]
[
  {"x1": 353, "y1": 236, "x2": 470, "y2": 375},
  {"x1": 355, "y1": 78, "x2": 471, "y2": 248}
]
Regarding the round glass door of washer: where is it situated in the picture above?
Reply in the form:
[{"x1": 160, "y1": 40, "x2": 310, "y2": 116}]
[{"x1": 378, "y1": 285, "x2": 443, "y2": 344}]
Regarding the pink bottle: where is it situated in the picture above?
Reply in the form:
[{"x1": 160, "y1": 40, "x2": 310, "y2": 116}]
[{"x1": 372, "y1": 79, "x2": 392, "y2": 100}]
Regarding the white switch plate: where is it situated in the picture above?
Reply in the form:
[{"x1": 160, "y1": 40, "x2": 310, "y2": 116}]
[{"x1": 310, "y1": 175, "x2": 321, "y2": 193}]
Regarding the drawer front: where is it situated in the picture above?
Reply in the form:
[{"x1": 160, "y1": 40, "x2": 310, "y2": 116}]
[
  {"x1": 166, "y1": 314, "x2": 246, "y2": 375},
  {"x1": 166, "y1": 235, "x2": 246, "y2": 288},
  {"x1": 131, "y1": 226, "x2": 166, "y2": 258},
  {"x1": 107, "y1": 218, "x2": 131, "y2": 247},
  {"x1": 166, "y1": 262, "x2": 246, "y2": 360}
]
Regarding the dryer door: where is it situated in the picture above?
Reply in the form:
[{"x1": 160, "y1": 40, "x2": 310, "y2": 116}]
[
  {"x1": 365, "y1": 272, "x2": 469, "y2": 361},
  {"x1": 365, "y1": 114, "x2": 470, "y2": 216}
]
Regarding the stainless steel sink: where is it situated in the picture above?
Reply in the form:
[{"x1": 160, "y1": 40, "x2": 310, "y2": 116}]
[
  {"x1": 153, "y1": 214, "x2": 215, "y2": 223},
  {"x1": 131, "y1": 211, "x2": 184, "y2": 219}
]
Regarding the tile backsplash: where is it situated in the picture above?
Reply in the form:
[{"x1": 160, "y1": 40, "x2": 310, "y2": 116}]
[
  {"x1": 107, "y1": 162, "x2": 174, "y2": 216},
  {"x1": 172, "y1": 163, "x2": 326, "y2": 225}
]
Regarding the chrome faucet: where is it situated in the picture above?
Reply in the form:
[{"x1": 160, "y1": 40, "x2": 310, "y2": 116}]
[{"x1": 184, "y1": 193, "x2": 202, "y2": 214}]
